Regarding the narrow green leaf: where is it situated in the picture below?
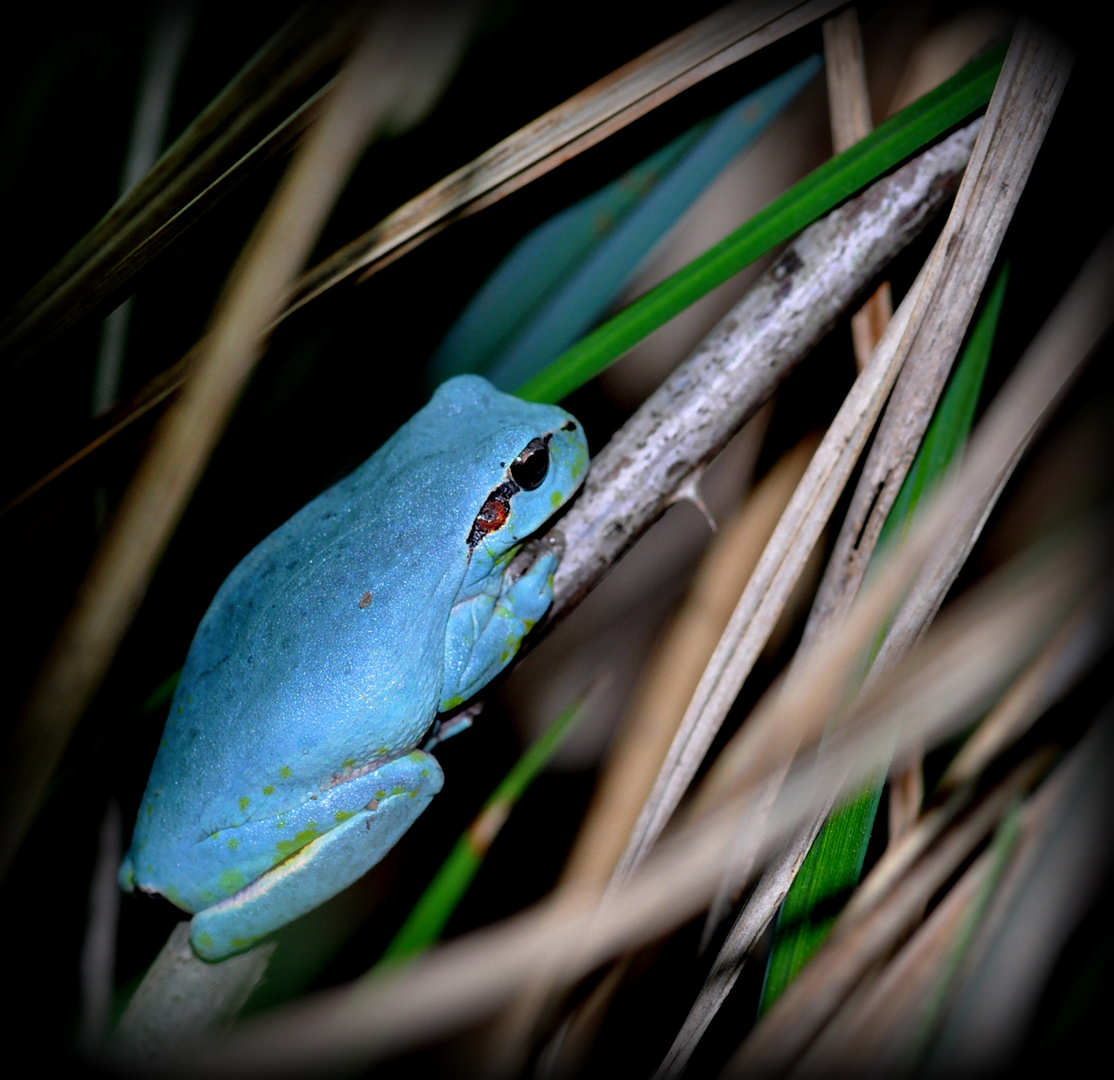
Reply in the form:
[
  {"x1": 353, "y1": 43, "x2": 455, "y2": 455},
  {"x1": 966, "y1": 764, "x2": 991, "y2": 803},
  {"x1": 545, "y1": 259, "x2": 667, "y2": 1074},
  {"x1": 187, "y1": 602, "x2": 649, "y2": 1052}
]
[
  {"x1": 759, "y1": 263, "x2": 1010, "y2": 1012},
  {"x1": 372, "y1": 691, "x2": 588, "y2": 970},
  {"x1": 515, "y1": 42, "x2": 1007, "y2": 405},
  {"x1": 431, "y1": 56, "x2": 820, "y2": 389}
]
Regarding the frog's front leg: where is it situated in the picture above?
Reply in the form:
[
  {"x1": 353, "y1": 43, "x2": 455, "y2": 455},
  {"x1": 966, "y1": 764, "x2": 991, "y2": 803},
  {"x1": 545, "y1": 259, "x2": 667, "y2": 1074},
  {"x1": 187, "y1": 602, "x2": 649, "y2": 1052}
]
[
  {"x1": 190, "y1": 750, "x2": 443, "y2": 960},
  {"x1": 441, "y1": 539, "x2": 561, "y2": 709}
]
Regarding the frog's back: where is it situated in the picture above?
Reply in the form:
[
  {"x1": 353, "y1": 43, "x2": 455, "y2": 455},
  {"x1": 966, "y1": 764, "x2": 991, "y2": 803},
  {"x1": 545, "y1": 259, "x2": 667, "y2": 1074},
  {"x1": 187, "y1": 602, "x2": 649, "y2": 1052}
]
[{"x1": 125, "y1": 375, "x2": 579, "y2": 897}]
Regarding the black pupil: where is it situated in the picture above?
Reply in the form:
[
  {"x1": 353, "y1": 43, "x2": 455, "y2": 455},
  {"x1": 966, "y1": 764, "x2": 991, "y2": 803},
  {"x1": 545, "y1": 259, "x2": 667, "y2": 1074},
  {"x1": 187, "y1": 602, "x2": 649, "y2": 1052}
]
[{"x1": 510, "y1": 438, "x2": 550, "y2": 490}]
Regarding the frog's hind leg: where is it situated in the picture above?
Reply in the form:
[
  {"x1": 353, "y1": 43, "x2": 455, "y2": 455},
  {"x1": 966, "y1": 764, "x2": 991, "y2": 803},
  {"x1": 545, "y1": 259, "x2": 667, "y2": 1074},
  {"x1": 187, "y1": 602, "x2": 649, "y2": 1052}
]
[{"x1": 190, "y1": 750, "x2": 443, "y2": 960}]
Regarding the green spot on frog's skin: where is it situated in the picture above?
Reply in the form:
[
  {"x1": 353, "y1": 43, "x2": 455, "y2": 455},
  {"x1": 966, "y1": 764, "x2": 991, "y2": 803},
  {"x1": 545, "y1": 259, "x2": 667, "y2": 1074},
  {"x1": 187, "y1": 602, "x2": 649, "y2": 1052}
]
[
  {"x1": 196, "y1": 933, "x2": 214, "y2": 951},
  {"x1": 334, "y1": 810, "x2": 354, "y2": 823},
  {"x1": 342, "y1": 758, "x2": 357, "y2": 769},
  {"x1": 550, "y1": 490, "x2": 564, "y2": 508},
  {"x1": 239, "y1": 796, "x2": 250, "y2": 812},
  {"x1": 420, "y1": 769, "x2": 430, "y2": 778},
  {"x1": 186, "y1": 694, "x2": 194, "y2": 703},
  {"x1": 442, "y1": 695, "x2": 463, "y2": 709},
  {"x1": 230, "y1": 936, "x2": 258, "y2": 950},
  {"x1": 273, "y1": 827, "x2": 322, "y2": 864},
  {"x1": 219, "y1": 869, "x2": 244, "y2": 894},
  {"x1": 407, "y1": 751, "x2": 425, "y2": 764},
  {"x1": 145, "y1": 802, "x2": 153, "y2": 816},
  {"x1": 376, "y1": 790, "x2": 387, "y2": 799},
  {"x1": 499, "y1": 651, "x2": 511, "y2": 664},
  {"x1": 176, "y1": 705, "x2": 183, "y2": 715},
  {"x1": 227, "y1": 838, "x2": 239, "y2": 850},
  {"x1": 120, "y1": 865, "x2": 135, "y2": 889},
  {"x1": 275, "y1": 818, "x2": 287, "y2": 829},
  {"x1": 389, "y1": 786, "x2": 406, "y2": 797},
  {"x1": 159, "y1": 738, "x2": 168, "y2": 749},
  {"x1": 523, "y1": 618, "x2": 536, "y2": 633},
  {"x1": 262, "y1": 785, "x2": 274, "y2": 796},
  {"x1": 376, "y1": 746, "x2": 390, "y2": 755},
  {"x1": 546, "y1": 572, "x2": 555, "y2": 590},
  {"x1": 200, "y1": 890, "x2": 216, "y2": 904},
  {"x1": 280, "y1": 765, "x2": 293, "y2": 778}
]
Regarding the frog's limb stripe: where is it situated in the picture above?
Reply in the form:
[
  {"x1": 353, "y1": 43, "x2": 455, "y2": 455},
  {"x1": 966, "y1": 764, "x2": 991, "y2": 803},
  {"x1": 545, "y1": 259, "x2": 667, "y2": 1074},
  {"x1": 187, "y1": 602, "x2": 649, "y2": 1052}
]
[
  {"x1": 189, "y1": 751, "x2": 443, "y2": 960},
  {"x1": 440, "y1": 547, "x2": 559, "y2": 709}
]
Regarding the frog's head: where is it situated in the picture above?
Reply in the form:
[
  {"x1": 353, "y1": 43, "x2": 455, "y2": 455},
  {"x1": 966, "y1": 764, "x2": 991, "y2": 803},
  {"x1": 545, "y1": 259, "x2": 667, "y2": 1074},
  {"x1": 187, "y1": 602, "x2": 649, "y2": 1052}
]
[{"x1": 412, "y1": 375, "x2": 588, "y2": 583}]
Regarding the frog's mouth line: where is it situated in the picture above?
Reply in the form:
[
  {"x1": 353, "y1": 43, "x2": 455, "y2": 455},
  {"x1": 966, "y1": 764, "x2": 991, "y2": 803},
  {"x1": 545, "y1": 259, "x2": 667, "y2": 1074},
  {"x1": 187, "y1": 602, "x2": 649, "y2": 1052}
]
[
  {"x1": 321, "y1": 747, "x2": 412, "y2": 792},
  {"x1": 197, "y1": 748, "x2": 415, "y2": 843}
]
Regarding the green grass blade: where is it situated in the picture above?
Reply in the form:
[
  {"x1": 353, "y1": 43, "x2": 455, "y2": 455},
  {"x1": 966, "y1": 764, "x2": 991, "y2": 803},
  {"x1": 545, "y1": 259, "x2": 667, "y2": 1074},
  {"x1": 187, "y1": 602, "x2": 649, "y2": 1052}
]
[
  {"x1": 515, "y1": 42, "x2": 1007, "y2": 405},
  {"x1": 373, "y1": 691, "x2": 588, "y2": 970},
  {"x1": 758, "y1": 263, "x2": 1010, "y2": 1012},
  {"x1": 431, "y1": 56, "x2": 820, "y2": 389}
]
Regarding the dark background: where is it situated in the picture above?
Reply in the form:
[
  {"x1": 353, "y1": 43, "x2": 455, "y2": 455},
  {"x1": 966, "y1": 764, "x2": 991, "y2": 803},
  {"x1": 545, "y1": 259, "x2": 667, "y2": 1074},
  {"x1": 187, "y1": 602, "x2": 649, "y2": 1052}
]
[{"x1": 1, "y1": 2, "x2": 1109, "y2": 1074}]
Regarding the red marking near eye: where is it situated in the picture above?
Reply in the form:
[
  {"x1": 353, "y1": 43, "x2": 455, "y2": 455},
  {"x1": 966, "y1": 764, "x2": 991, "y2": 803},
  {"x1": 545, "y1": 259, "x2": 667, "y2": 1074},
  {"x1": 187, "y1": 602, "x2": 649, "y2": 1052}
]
[{"x1": 474, "y1": 495, "x2": 509, "y2": 536}]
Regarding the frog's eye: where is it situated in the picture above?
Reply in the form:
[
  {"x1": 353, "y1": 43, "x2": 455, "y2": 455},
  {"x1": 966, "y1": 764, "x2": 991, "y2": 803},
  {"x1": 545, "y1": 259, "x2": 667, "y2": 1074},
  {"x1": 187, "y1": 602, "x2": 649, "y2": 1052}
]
[{"x1": 510, "y1": 437, "x2": 550, "y2": 491}]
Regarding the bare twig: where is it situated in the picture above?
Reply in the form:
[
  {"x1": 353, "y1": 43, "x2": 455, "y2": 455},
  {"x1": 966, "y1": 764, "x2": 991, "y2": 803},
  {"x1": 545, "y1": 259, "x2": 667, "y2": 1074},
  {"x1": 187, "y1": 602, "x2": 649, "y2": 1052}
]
[
  {"x1": 110, "y1": 922, "x2": 276, "y2": 1065},
  {"x1": 547, "y1": 120, "x2": 981, "y2": 626}
]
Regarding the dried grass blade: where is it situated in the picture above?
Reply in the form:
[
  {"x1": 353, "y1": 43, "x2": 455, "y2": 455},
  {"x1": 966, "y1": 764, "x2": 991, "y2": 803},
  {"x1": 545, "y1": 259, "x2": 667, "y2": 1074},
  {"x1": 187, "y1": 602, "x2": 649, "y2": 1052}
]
[
  {"x1": 658, "y1": 233, "x2": 1112, "y2": 1056},
  {"x1": 547, "y1": 119, "x2": 980, "y2": 625},
  {"x1": 283, "y1": 0, "x2": 846, "y2": 317},
  {"x1": 791, "y1": 805, "x2": 1022, "y2": 1075},
  {"x1": 695, "y1": 228, "x2": 1112, "y2": 831},
  {"x1": 938, "y1": 599, "x2": 1105, "y2": 793},
  {"x1": 928, "y1": 713, "x2": 1112, "y2": 1070},
  {"x1": 561, "y1": 437, "x2": 816, "y2": 892},
  {"x1": 754, "y1": 260, "x2": 1007, "y2": 1017},
  {"x1": 0, "y1": 3, "x2": 358, "y2": 371},
  {"x1": 842, "y1": 598, "x2": 1103, "y2": 925},
  {"x1": 184, "y1": 529, "x2": 1093, "y2": 1075},
  {"x1": 616, "y1": 21, "x2": 1067, "y2": 877},
  {"x1": 610, "y1": 246, "x2": 933, "y2": 885},
  {"x1": 823, "y1": 6, "x2": 893, "y2": 374},
  {"x1": 1, "y1": 8, "x2": 478, "y2": 880},
  {"x1": 727, "y1": 751, "x2": 1047, "y2": 1075},
  {"x1": 656, "y1": 36, "x2": 1081, "y2": 1059},
  {"x1": 804, "y1": 20, "x2": 1072, "y2": 642}
]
